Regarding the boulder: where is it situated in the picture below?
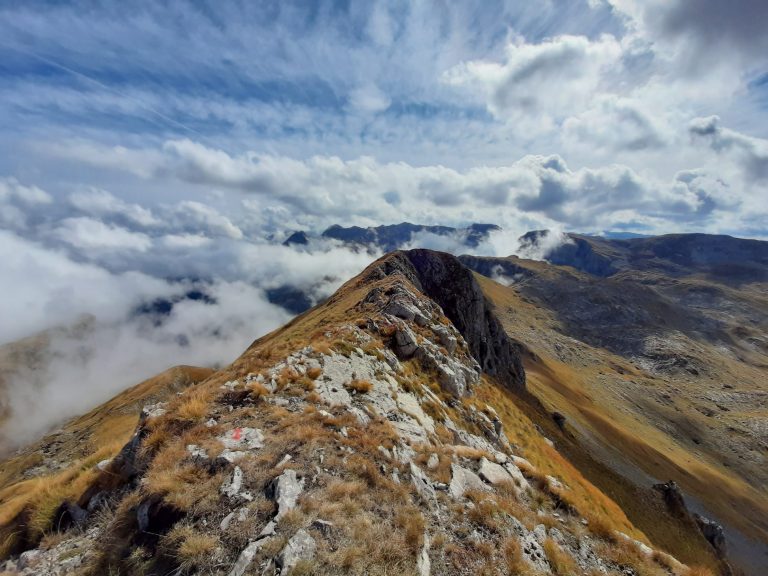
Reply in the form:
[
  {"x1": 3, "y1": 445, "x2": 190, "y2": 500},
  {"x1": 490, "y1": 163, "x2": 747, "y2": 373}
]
[
  {"x1": 478, "y1": 457, "x2": 513, "y2": 486},
  {"x1": 694, "y1": 513, "x2": 728, "y2": 558},
  {"x1": 221, "y1": 466, "x2": 244, "y2": 499},
  {"x1": 278, "y1": 529, "x2": 316, "y2": 572},
  {"x1": 449, "y1": 463, "x2": 489, "y2": 499},
  {"x1": 394, "y1": 325, "x2": 419, "y2": 358},
  {"x1": 272, "y1": 469, "x2": 305, "y2": 518},
  {"x1": 410, "y1": 462, "x2": 437, "y2": 506}
]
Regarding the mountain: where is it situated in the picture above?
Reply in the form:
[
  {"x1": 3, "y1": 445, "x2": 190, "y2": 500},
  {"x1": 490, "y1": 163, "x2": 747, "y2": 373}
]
[
  {"x1": 0, "y1": 248, "x2": 728, "y2": 576},
  {"x1": 461, "y1": 232, "x2": 768, "y2": 575},
  {"x1": 321, "y1": 222, "x2": 501, "y2": 251}
]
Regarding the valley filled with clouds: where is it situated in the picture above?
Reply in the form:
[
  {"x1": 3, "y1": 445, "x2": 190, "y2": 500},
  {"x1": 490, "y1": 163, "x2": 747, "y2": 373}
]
[{"x1": 0, "y1": 0, "x2": 767, "y2": 445}]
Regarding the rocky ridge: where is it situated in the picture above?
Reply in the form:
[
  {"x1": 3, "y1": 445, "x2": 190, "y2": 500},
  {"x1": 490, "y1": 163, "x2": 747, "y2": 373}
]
[{"x1": 0, "y1": 250, "x2": 705, "y2": 576}]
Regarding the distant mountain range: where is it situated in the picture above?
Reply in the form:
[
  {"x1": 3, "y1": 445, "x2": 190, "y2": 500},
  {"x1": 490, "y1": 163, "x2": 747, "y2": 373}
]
[{"x1": 284, "y1": 222, "x2": 501, "y2": 251}]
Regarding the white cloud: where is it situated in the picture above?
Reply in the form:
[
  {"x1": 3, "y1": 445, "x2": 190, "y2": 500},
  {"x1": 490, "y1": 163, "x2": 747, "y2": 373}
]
[
  {"x1": 444, "y1": 34, "x2": 624, "y2": 127},
  {"x1": 69, "y1": 187, "x2": 160, "y2": 227},
  {"x1": 52, "y1": 217, "x2": 153, "y2": 252},
  {"x1": 171, "y1": 200, "x2": 244, "y2": 240}
]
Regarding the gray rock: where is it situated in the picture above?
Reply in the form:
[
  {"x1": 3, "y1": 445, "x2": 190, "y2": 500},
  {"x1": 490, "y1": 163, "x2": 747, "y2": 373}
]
[
  {"x1": 427, "y1": 453, "x2": 439, "y2": 470},
  {"x1": 417, "y1": 532, "x2": 431, "y2": 576},
  {"x1": 520, "y1": 532, "x2": 551, "y2": 573},
  {"x1": 227, "y1": 539, "x2": 269, "y2": 576},
  {"x1": 273, "y1": 469, "x2": 305, "y2": 518},
  {"x1": 449, "y1": 463, "x2": 490, "y2": 499},
  {"x1": 410, "y1": 462, "x2": 437, "y2": 507},
  {"x1": 218, "y1": 427, "x2": 264, "y2": 451},
  {"x1": 140, "y1": 402, "x2": 167, "y2": 420},
  {"x1": 278, "y1": 529, "x2": 316, "y2": 572},
  {"x1": 221, "y1": 466, "x2": 244, "y2": 499},
  {"x1": 394, "y1": 325, "x2": 419, "y2": 358},
  {"x1": 478, "y1": 457, "x2": 513, "y2": 486},
  {"x1": 503, "y1": 462, "x2": 530, "y2": 493},
  {"x1": 432, "y1": 324, "x2": 458, "y2": 354}
]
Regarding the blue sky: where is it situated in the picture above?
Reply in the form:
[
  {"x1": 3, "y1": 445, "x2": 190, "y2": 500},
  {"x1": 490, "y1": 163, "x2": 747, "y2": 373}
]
[
  {"x1": 1, "y1": 0, "x2": 768, "y2": 444},
  {"x1": 1, "y1": 0, "x2": 767, "y2": 238}
]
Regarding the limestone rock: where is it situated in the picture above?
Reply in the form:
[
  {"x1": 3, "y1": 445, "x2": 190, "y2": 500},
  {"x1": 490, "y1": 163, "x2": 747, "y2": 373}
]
[
  {"x1": 449, "y1": 463, "x2": 490, "y2": 499},
  {"x1": 221, "y1": 466, "x2": 244, "y2": 499},
  {"x1": 410, "y1": 462, "x2": 437, "y2": 507},
  {"x1": 278, "y1": 529, "x2": 316, "y2": 572},
  {"x1": 393, "y1": 324, "x2": 419, "y2": 358},
  {"x1": 478, "y1": 457, "x2": 513, "y2": 486},
  {"x1": 273, "y1": 469, "x2": 305, "y2": 518}
]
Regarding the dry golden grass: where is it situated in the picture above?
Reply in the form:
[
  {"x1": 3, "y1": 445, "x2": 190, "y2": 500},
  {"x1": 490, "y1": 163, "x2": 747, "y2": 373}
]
[
  {"x1": 346, "y1": 378, "x2": 373, "y2": 394},
  {"x1": 170, "y1": 525, "x2": 219, "y2": 573},
  {"x1": 307, "y1": 366, "x2": 322, "y2": 380},
  {"x1": 248, "y1": 381, "x2": 270, "y2": 398},
  {"x1": 684, "y1": 567, "x2": 715, "y2": 576},
  {"x1": 543, "y1": 538, "x2": 578, "y2": 576}
]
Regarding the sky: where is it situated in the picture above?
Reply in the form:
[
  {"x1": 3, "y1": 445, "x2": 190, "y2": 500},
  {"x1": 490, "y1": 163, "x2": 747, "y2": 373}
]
[{"x1": 1, "y1": 0, "x2": 768, "y2": 446}]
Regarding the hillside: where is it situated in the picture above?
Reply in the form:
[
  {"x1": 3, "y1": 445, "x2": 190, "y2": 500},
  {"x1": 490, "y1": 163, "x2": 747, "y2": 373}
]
[
  {"x1": 461, "y1": 233, "x2": 768, "y2": 575},
  {"x1": 0, "y1": 249, "x2": 718, "y2": 576}
]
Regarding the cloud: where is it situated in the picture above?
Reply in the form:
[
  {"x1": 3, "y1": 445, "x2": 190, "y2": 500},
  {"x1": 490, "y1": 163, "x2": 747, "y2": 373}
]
[
  {"x1": 606, "y1": 0, "x2": 768, "y2": 72},
  {"x1": 171, "y1": 200, "x2": 244, "y2": 240},
  {"x1": 52, "y1": 216, "x2": 153, "y2": 252},
  {"x1": 68, "y1": 188, "x2": 160, "y2": 227},
  {"x1": 444, "y1": 34, "x2": 624, "y2": 126},
  {"x1": 689, "y1": 116, "x2": 768, "y2": 182}
]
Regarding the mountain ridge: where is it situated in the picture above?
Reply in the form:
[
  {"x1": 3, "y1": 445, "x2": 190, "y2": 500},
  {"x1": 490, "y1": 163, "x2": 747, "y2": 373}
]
[{"x1": 0, "y1": 248, "x2": 725, "y2": 576}]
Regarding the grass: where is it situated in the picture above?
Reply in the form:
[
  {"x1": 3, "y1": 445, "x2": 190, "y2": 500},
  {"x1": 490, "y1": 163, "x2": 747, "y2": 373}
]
[
  {"x1": 171, "y1": 525, "x2": 219, "y2": 573},
  {"x1": 543, "y1": 538, "x2": 578, "y2": 576},
  {"x1": 345, "y1": 379, "x2": 373, "y2": 394}
]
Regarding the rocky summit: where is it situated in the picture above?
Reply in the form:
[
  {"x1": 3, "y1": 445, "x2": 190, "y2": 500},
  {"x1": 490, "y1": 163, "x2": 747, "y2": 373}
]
[{"x1": 0, "y1": 247, "x2": 759, "y2": 576}]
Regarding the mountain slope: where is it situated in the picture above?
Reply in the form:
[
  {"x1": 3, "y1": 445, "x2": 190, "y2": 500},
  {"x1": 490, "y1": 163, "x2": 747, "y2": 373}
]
[
  {"x1": 460, "y1": 233, "x2": 768, "y2": 576},
  {"x1": 0, "y1": 250, "x2": 714, "y2": 576}
]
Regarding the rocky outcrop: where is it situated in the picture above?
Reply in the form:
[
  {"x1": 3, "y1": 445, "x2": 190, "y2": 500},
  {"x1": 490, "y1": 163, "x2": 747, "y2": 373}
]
[{"x1": 365, "y1": 250, "x2": 526, "y2": 390}]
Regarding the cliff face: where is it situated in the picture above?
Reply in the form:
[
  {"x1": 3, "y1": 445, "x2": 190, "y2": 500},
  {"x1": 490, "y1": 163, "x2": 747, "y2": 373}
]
[{"x1": 363, "y1": 250, "x2": 526, "y2": 391}]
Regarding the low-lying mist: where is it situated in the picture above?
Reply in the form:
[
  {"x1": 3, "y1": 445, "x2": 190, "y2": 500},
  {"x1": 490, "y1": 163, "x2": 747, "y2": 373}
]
[{"x1": 0, "y1": 225, "x2": 569, "y2": 453}]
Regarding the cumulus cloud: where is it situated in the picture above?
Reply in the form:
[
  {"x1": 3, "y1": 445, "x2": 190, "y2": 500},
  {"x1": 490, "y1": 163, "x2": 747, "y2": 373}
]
[
  {"x1": 52, "y1": 217, "x2": 153, "y2": 253},
  {"x1": 444, "y1": 34, "x2": 624, "y2": 127},
  {"x1": 69, "y1": 188, "x2": 160, "y2": 227},
  {"x1": 690, "y1": 116, "x2": 768, "y2": 183}
]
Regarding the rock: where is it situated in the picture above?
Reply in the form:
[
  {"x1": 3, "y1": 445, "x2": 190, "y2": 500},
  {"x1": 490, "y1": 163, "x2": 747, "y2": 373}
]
[
  {"x1": 520, "y1": 532, "x2": 551, "y2": 573},
  {"x1": 694, "y1": 513, "x2": 728, "y2": 558},
  {"x1": 478, "y1": 457, "x2": 513, "y2": 486},
  {"x1": 433, "y1": 324, "x2": 458, "y2": 354},
  {"x1": 227, "y1": 539, "x2": 269, "y2": 576},
  {"x1": 218, "y1": 449, "x2": 247, "y2": 463},
  {"x1": 427, "y1": 453, "x2": 439, "y2": 470},
  {"x1": 258, "y1": 520, "x2": 277, "y2": 538},
  {"x1": 18, "y1": 549, "x2": 42, "y2": 569},
  {"x1": 218, "y1": 427, "x2": 264, "y2": 451},
  {"x1": 273, "y1": 469, "x2": 305, "y2": 518},
  {"x1": 370, "y1": 250, "x2": 526, "y2": 390},
  {"x1": 417, "y1": 532, "x2": 431, "y2": 576},
  {"x1": 410, "y1": 462, "x2": 437, "y2": 507},
  {"x1": 221, "y1": 466, "x2": 244, "y2": 499},
  {"x1": 140, "y1": 402, "x2": 167, "y2": 419},
  {"x1": 533, "y1": 524, "x2": 547, "y2": 543},
  {"x1": 186, "y1": 444, "x2": 208, "y2": 460},
  {"x1": 503, "y1": 462, "x2": 530, "y2": 493},
  {"x1": 278, "y1": 529, "x2": 316, "y2": 572},
  {"x1": 393, "y1": 324, "x2": 419, "y2": 358},
  {"x1": 545, "y1": 475, "x2": 565, "y2": 492},
  {"x1": 653, "y1": 480, "x2": 689, "y2": 518},
  {"x1": 449, "y1": 463, "x2": 490, "y2": 499},
  {"x1": 95, "y1": 458, "x2": 112, "y2": 471}
]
